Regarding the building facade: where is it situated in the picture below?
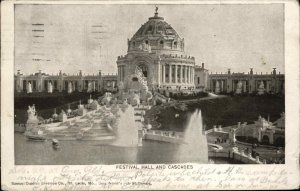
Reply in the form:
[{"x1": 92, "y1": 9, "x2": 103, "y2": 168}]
[
  {"x1": 117, "y1": 10, "x2": 198, "y2": 91},
  {"x1": 208, "y1": 68, "x2": 285, "y2": 94},
  {"x1": 194, "y1": 63, "x2": 209, "y2": 91},
  {"x1": 14, "y1": 70, "x2": 117, "y2": 93}
]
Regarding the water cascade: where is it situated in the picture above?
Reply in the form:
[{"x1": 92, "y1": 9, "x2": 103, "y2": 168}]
[
  {"x1": 176, "y1": 109, "x2": 208, "y2": 163},
  {"x1": 111, "y1": 104, "x2": 139, "y2": 147}
]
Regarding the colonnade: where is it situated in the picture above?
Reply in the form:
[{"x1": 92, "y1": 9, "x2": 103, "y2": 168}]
[
  {"x1": 161, "y1": 64, "x2": 194, "y2": 84},
  {"x1": 44, "y1": 80, "x2": 58, "y2": 91},
  {"x1": 210, "y1": 79, "x2": 227, "y2": 94},
  {"x1": 22, "y1": 80, "x2": 37, "y2": 92}
]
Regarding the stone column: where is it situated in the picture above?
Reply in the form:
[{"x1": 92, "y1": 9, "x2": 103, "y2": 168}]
[
  {"x1": 243, "y1": 81, "x2": 247, "y2": 93},
  {"x1": 169, "y1": 64, "x2": 172, "y2": 83},
  {"x1": 182, "y1": 66, "x2": 185, "y2": 83},
  {"x1": 187, "y1": 66, "x2": 189, "y2": 83},
  {"x1": 162, "y1": 64, "x2": 165, "y2": 83},
  {"x1": 117, "y1": 67, "x2": 119, "y2": 81},
  {"x1": 190, "y1": 66, "x2": 192, "y2": 84},
  {"x1": 190, "y1": 68, "x2": 193, "y2": 84},
  {"x1": 185, "y1": 66, "x2": 188, "y2": 83},
  {"x1": 157, "y1": 61, "x2": 161, "y2": 86},
  {"x1": 119, "y1": 66, "x2": 122, "y2": 82},
  {"x1": 175, "y1": 65, "x2": 178, "y2": 84},
  {"x1": 121, "y1": 66, "x2": 123, "y2": 82},
  {"x1": 186, "y1": 66, "x2": 189, "y2": 83},
  {"x1": 191, "y1": 67, "x2": 193, "y2": 84},
  {"x1": 190, "y1": 67, "x2": 192, "y2": 83},
  {"x1": 192, "y1": 68, "x2": 195, "y2": 84},
  {"x1": 118, "y1": 66, "x2": 120, "y2": 81},
  {"x1": 180, "y1": 65, "x2": 183, "y2": 83}
]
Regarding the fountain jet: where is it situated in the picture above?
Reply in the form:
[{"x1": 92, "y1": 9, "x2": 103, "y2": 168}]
[{"x1": 176, "y1": 109, "x2": 208, "y2": 163}]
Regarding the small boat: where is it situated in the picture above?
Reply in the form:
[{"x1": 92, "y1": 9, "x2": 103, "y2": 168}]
[
  {"x1": 52, "y1": 139, "x2": 60, "y2": 149},
  {"x1": 26, "y1": 134, "x2": 46, "y2": 141},
  {"x1": 25, "y1": 130, "x2": 46, "y2": 141}
]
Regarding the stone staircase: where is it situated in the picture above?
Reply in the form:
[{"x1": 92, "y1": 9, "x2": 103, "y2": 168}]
[{"x1": 133, "y1": 106, "x2": 148, "y2": 129}]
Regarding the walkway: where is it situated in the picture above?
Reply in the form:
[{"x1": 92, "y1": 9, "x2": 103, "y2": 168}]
[{"x1": 178, "y1": 94, "x2": 228, "y2": 103}]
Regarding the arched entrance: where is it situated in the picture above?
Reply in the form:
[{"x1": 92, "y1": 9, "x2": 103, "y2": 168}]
[
  {"x1": 261, "y1": 135, "x2": 270, "y2": 144},
  {"x1": 133, "y1": 57, "x2": 153, "y2": 88}
]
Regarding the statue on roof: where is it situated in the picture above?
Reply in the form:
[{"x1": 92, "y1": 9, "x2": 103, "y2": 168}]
[{"x1": 155, "y1": 6, "x2": 158, "y2": 14}]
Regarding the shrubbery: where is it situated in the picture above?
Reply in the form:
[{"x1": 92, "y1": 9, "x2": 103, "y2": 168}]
[
  {"x1": 169, "y1": 91, "x2": 209, "y2": 100},
  {"x1": 155, "y1": 99, "x2": 163, "y2": 105}
]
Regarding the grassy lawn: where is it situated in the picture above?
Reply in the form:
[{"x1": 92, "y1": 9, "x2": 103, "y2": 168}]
[{"x1": 156, "y1": 96, "x2": 284, "y2": 132}]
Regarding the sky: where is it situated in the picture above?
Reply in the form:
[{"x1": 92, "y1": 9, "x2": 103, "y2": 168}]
[{"x1": 15, "y1": 4, "x2": 284, "y2": 75}]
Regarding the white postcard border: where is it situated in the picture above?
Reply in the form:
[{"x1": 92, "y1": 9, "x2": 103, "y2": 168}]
[{"x1": 1, "y1": 1, "x2": 299, "y2": 190}]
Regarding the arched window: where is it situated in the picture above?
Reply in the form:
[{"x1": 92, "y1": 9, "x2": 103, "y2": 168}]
[
  {"x1": 147, "y1": 25, "x2": 153, "y2": 33},
  {"x1": 145, "y1": 40, "x2": 149, "y2": 44},
  {"x1": 159, "y1": 40, "x2": 164, "y2": 48},
  {"x1": 132, "y1": 77, "x2": 138, "y2": 81}
]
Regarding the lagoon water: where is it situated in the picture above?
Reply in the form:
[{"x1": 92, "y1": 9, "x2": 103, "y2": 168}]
[{"x1": 15, "y1": 133, "x2": 189, "y2": 165}]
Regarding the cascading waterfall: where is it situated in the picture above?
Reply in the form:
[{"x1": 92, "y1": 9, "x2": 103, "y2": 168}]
[
  {"x1": 111, "y1": 104, "x2": 139, "y2": 147},
  {"x1": 176, "y1": 109, "x2": 208, "y2": 163}
]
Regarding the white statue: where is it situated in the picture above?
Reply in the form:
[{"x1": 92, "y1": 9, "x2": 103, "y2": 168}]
[
  {"x1": 67, "y1": 104, "x2": 72, "y2": 115},
  {"x1": 58, "y1": 110, "x2": 67, "y2": 122},
  {"x1": 27, "y1": 105, "x2": 36, "y2": 116},
  {"x1": 236, "y1": 81, "x2": 243, "y2": 94},
  {"x1": 101, "y1": 92, "x2": 112, "y2": 105},
  {"x1": 27, "y1": 105, "x2": 38, "y2": 124},
  {"x1": 27, "y1": 82, "x2": 32, "y2": 93},
  {"x1": 257, "y1": 81, "x2": 265, "y2": 95},
  {"x1": 68, "y1": 82, "x2": 73, "y2": 94},
  {"x1": 52, "y1": 108, "x2": 58, "y2": 119},
  {"x1": 87, "y1": 81, "x2": 93, "y2": 93},
  {"x1": 140, "y1": 83, "x2": 153, "y2": 104},
  {"x1": 215, "y1": 81, "x2": 220, "y2": 94},
  {"x1": 259, "y1": 81, "x2": 264, "y2": 89},
  {"x1": 48, "y1": 82, "x2": 53, "y2": 93}
]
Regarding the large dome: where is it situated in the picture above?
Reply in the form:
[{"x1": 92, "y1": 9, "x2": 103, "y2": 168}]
[
  {"x1": 127, "y1": 11, "x2": 185, "y2": 53},
  {"x1": 132, "y1": 13, "x2": 180, "y2": 39}
]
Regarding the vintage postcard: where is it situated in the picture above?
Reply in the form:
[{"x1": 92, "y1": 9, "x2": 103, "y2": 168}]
[{"x1": 1, "y1": 0, "x2": 299, "y2": 190}]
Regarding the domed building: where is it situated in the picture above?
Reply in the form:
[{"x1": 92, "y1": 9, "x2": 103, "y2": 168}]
[{"x1": 117, "y1": 9, "x2": 196, "y2": 91}]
